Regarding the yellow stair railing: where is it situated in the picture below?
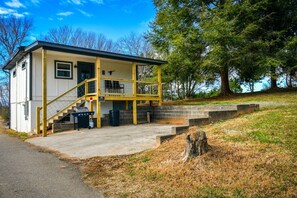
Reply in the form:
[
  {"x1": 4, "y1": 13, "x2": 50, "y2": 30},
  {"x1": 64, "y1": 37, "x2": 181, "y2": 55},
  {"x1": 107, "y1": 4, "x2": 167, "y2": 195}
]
[{"x1": 36, "y1": 78, "x2": 96, "y2": 134}]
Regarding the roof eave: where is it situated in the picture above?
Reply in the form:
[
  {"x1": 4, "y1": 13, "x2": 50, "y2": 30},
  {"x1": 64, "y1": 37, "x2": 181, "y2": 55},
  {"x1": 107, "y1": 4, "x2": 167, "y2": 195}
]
[
  {"x1": 31, "y1": 41, "x2": 168, "y2": 65},
  {"x1": 2, "y1": 47, "x2": 26, "y2": 70}
]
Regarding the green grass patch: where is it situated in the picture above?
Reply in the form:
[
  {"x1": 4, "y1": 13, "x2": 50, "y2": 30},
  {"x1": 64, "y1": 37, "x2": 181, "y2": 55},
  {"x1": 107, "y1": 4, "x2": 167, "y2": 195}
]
[
  {"x1": 248, "y1": 130, "x2": 282, "y2": 144},
  {"x1": 7, "y1": 130, "x2": 29, "y2": 140},
  {"x1": 223, "y1": 134, "x2": 248, "y2": 143}
]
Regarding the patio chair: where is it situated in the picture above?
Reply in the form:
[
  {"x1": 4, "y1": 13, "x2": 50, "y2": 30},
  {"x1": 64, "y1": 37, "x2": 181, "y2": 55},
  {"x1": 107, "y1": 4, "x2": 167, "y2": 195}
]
[
  {"x1": 105, "y1": 80, "x2": 113, "y2": 93},
  {"x1": 113, "y1": 81, "x2": 125, "y2": 93}
]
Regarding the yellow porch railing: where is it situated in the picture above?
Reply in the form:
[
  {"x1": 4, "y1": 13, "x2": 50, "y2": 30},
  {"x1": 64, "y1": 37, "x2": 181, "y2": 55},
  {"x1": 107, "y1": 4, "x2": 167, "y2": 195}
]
[{"x1": 36, "y1": 77, "x2": 161, "y2": 134}]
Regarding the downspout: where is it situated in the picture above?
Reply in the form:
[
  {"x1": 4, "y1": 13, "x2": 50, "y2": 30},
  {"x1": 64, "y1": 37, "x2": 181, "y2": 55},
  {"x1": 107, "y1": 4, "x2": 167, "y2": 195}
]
[{"x1": 2, "y1": 68, "x2": 10, "y2": 129}]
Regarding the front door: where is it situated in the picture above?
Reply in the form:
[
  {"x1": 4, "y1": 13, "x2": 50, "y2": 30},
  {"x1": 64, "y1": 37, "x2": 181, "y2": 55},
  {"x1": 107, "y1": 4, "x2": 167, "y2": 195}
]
[{"x1": 77, "y1": 62, "x2": 95, "y2": 97}]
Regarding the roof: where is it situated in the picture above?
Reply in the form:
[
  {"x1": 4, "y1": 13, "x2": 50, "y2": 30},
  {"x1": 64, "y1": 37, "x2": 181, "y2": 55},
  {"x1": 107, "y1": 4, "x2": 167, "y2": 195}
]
[{"x1": 2, "y1": 40, "x2": 167, "y2": 70}]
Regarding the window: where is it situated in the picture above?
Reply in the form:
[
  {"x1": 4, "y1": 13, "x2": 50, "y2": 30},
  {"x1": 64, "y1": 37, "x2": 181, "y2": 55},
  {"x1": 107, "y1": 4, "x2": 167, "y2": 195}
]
[
  {"x1": 55, "y1": 61, "x2": 73, "y2": 79},
  {"x1": 22, "y1": 61, "x2": 27, "y2": 70},
  {"x1": 13, "y1": 69, "x2": 16, "y2": 77}
]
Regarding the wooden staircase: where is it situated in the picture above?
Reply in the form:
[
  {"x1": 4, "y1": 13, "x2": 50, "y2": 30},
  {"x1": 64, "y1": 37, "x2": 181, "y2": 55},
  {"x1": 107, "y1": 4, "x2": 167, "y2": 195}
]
[
  {"x1": 47, "y1": 99, "x2": 85, "y2": 128},
  {"x1": 38, "y1": 98, "x2": 86, "y2": 131}
]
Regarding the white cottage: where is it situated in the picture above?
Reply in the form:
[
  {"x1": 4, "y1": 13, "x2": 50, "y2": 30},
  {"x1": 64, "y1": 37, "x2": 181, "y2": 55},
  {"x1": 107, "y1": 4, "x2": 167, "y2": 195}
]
[{"x1": 3, "y1": 41, "x2": 166, "y2": 136}]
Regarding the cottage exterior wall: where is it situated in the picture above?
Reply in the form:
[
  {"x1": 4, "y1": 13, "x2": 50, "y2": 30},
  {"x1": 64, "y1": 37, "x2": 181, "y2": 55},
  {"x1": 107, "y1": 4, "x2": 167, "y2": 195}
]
[{"x1": 11, "y1": 51, "x2": 134, "y2": 132}]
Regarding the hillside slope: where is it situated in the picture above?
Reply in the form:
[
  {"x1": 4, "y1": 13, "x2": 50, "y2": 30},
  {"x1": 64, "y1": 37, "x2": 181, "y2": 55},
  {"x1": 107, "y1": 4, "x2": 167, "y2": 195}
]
[{"x1": 82, "y1": 91, "x2": 297, "y2": 198}]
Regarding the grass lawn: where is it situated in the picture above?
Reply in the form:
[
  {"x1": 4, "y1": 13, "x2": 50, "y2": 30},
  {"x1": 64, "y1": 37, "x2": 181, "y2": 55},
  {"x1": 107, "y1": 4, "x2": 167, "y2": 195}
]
[
  {"x1": 81, "y1": 91, "x2": 297, "y2": 198},
  {"x1": 0, "y1": 119, "x2": 29, "y2": 140}
]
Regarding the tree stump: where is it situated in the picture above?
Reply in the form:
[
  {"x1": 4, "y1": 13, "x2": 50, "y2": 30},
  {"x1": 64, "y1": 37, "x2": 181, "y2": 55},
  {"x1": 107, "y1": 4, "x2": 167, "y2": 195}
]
[{"x1": 182, "y1": 131, "x2": 209, "y2": 162}]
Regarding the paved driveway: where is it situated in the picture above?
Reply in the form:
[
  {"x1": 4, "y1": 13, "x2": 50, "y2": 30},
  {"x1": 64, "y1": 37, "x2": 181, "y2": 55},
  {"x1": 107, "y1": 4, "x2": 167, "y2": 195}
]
[
  {"x1": 27, "y1": 124, "x2": 174, "y2": 159},
  {"x1": 0, "y1": 134, "x2": 102, "y2": 198}
]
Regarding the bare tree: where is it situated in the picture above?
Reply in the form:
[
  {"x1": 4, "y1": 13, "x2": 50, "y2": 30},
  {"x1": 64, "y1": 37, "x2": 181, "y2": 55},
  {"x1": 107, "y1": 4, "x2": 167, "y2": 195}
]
[
  {"x1": 42, "y1": 25, "x2": 116, "y2": 52},
  {"x1": 43, "y1": 25, "x2": 74, "y2": 45},
  {"x1": 115, "y1": 32, "x2": 154, "y2": 58},
  {"x1": 0, "y1": 16, "x2": 33, "y2": 110},
  {"x1": 97, "y1": 33, "x2": 115, "y2": 51},
  {"x1": 0, "y1": 16, "x2": 33, "y2": 64}
]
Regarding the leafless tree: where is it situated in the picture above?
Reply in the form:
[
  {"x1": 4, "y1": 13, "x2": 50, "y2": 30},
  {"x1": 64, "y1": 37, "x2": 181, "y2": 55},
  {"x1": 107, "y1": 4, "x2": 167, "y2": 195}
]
[
  {"x1": 0, "y1": 16, "x2": 33, "y2": 109},
  {"x1": 115, "y1": 32, "x2": 154, "y2": 58},
  {"x1": 42, "y1": 25, "x2": 116, "y2": 52},
  {"x1": 0, "y1": 16, "x2": 33, "y2": 64},
  {"x1": 97, "y1": 33, "x2": 115, "y2": 52},
  {"x1": 43, "y1": 25, "x2": 73, "y2": 45}
]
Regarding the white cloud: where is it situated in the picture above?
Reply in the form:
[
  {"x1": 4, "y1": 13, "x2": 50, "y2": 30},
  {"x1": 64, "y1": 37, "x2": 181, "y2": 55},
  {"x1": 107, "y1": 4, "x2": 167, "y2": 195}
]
[
  {"x1": 5, "y1": 0, "x2": 25, "y2": 8},
  {"x1": 57, "y1": 17, "x2": 63, "y2": 21},
  {"x1": 66, "y1": 0, "x2": 85, "y2": 5},
  {"x1": 0, "y1": 6, "x2": 28, "y2": 17},
  {"x1": 0, "y1": 7, "x2": 15, "y2": 15},
  {"x1": 57, "y1": 11, "x2": 73, "y2": 16},
  {"x1": 64, "y1": 0, "x2": 103, "y2": 5},
  {"x1": 12, "y1": 12, "x2": 24, "y2": 17},
  {"x1": 77, "y1": 9, "x2": 92, "y2": 17},
  {"x1": 89, "y1": 0, "x2": 103, "y2": 4},
  {"x1": 31, "y1": 0, "x2": 40, "y2": 5}
]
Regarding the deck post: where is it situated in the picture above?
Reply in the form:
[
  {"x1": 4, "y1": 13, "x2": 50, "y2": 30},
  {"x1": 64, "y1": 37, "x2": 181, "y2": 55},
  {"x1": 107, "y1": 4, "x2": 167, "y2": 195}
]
[
  {"x1": 36, "y1": 107, "x2": 40, "y2": 134},
  {"x1": 96, "y1": 57, "x2": 101, "y2": 128},
  {"x1": 132, "y1": 63, "x2": 137, "y2": 125},
  {"x1": 41, "y1": 49, "x2": 47, "y2": 137},
  {"x1": 158, "y1": 65, "x2": 162, "y2": 106}
]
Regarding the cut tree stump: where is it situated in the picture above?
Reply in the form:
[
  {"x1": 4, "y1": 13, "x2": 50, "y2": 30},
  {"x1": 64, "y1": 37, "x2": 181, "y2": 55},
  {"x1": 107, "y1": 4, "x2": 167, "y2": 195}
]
[{"x1": 182, "y1": 130, "x2": 209, "y2": 162}]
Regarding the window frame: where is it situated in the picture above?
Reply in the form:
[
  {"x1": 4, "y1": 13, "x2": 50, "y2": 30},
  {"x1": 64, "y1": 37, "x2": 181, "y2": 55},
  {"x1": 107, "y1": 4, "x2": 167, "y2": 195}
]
[
  {"x1": 54, "y1": 60, "x2": 73, "y2": 80},
  {"x1": 21, "y1": 61, "x2": 27, "y2": 70},
  {"x1": 12, "y1": 69, "x2": 16, "y2": 78}
]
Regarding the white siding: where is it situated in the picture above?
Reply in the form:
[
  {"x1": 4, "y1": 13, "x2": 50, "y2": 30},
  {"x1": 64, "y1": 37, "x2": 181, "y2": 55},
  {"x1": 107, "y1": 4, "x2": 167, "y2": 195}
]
[
  {"x1": 10, "y1": 54, "x2": 31, "y2": 132},
  {"x1": 11, "y1": 50, "x2": 135, "y2": 132}
]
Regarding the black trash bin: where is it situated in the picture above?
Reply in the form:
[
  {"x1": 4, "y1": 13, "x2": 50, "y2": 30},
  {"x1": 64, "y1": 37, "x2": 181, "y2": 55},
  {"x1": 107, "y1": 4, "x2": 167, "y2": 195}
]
[
  {"x1": 109, "y1": 110, "x2": 120, "y2": 126},
  {"x1": 72, "y1": 107, "x2": 94, "y2": 130}
]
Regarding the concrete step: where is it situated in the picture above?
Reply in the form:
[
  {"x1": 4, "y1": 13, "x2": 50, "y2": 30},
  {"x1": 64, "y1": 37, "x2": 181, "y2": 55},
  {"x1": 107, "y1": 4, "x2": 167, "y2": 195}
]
[{"x1": 156, "y1": 104, "x2": 260, "y2": 145}]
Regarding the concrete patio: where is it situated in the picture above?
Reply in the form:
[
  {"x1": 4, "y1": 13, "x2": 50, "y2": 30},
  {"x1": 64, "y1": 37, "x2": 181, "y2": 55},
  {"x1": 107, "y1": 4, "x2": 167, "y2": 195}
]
[{"x1": 26, "y1": 124, "x2": 175, "y2": 159}]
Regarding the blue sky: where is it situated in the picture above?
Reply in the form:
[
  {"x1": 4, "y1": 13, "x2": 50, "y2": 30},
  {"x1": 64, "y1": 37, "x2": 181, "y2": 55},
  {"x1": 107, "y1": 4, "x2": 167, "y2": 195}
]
[{"x1": 0, "y1": 0, "x2": 156, "y2": 41}]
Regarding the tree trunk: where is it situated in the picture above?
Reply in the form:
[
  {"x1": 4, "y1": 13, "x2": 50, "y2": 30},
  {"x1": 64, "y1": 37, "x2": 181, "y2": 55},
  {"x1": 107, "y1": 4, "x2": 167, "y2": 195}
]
[
  {"x1": 270, "y1": 76, "x2": 277, "y2": 89},
  {"x1": 270, "y1": 67, "x2": 278, "y2": 89},
  {"x1": 220, "y1": 67, "x2": 232, "y2": 96},
  {"x1": 182, "y1": 131, "x2": 209, "y2": 162}
]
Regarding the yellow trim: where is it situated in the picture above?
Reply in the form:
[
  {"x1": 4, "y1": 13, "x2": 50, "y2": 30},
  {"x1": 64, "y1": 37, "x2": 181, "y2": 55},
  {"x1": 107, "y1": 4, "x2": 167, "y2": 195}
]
[
  {"x1": 101, "y1": 77, "x2": 157, "y2": 84},
  {"x1": 47, "y1": 80, "x2": 86, "y2": 106},
  {"x1": 101, "y1": 92, "x2": 130, "y2": 96},
  {"x1": 132, "y1": 63, "x2": 137, "y2": 124},
  {"x1": 46, "y1": 97, "x2": 84, "y2": 122},
  {"x1": 42, "y1": 49, "x2": 47, "y2": 137},
  {"x1": 158, "y1": 65, "x2": 162, "y2": 106},
  {"x1": 136, "y1": 94, "x2": 159, "y2": 97},
  {"x1": 96, "y1": 57, "x2": 101, "y2": 128},
  {"x1": 86, "y1": 78, "x2": 96, "y2": 83},
  {"x1": 133, "y1": 100, "x2": 137, "y2": 125},
  {"x1": 85, "y1": 95, "x2": 160, "y2": 101},
  {"x1": 101, "y1": 77, "x2": 133, "y2": 83},
  {"x1": 132, "y1": 63, "x2": 136, "y2": 96}
]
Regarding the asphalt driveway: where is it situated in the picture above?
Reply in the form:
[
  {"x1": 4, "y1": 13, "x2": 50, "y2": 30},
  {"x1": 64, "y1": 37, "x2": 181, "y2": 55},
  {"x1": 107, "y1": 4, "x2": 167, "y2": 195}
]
[
  {"x1": 0, "y1": 134, "x2": 102, "y2": 198},
  {"x1": 26, "y1": 124, "x2": 174, "y2": 159}
]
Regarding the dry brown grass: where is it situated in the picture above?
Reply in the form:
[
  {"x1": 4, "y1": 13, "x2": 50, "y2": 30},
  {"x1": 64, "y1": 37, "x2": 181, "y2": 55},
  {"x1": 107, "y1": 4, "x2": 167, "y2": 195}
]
[
  {"x1": 82, "y1": 132, "x2": 296, "y2": 198},
  {"x1": 81, "y1": 91, "x2": 297, "y2": 198}
]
